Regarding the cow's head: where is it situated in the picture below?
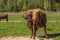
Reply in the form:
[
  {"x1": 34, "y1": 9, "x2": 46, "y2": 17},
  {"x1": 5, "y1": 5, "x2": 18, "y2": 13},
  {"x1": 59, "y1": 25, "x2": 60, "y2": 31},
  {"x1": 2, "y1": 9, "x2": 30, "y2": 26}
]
[{"x1": 23, "y1": 10, "x2": 33, "y2": 22}]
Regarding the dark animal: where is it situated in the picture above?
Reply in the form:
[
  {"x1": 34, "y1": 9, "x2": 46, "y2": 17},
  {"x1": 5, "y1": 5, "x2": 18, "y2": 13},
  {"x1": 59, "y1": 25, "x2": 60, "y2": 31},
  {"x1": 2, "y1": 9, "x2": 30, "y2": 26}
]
[
  {"x1": 23, "y1": 9, "x2": 48, "y2": 39},
  {"x1": 0, "y1": 13, "x2": 8, "y2": 22}
]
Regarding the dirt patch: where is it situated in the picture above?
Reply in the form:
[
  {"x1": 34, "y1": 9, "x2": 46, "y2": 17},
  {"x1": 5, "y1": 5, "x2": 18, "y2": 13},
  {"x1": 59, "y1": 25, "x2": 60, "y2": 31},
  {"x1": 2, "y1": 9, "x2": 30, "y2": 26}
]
[
  {"x1": 47, "y1": 20, "x2": 60, "y2": 22},
  {"x1": 0, "y1": 21, "x2": 25, "y2": 22},
  {"x1": 1, "y1": 20, "x2": 60, "y2": 23},
  {"x1": 0, "y1": 36, "x2": 53, "y2": 40},
  {"x1": 0, "y1": 36, "x2": 39, "y2": 40}
]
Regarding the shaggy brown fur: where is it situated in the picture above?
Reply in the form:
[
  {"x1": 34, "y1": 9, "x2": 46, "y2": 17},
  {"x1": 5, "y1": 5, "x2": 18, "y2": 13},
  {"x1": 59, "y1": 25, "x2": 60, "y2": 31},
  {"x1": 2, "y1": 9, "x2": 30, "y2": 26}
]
[
  {"x1": 0, "y1": 13, "x2": 8, "y2": 22},
  {"x1": 23, "y1": 9, "x2": 48, "y2": 39},
  {"x1": 23, "y1": 9, "x2": 33, "y2": 20}
]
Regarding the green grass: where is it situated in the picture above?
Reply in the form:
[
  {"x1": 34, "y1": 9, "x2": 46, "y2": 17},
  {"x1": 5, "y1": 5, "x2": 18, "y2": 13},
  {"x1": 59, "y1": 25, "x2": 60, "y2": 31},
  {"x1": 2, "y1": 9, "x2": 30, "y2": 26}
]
[
  {"x1": 0, "y1": 12, "x2": 60, "y2": 40},
  {"x1": 8, "y1": 14, "x2": 25, "y2": 21},
  {"x1": 0, "y1": 22, "x2": 60, "y2": 40},
  {"x1": 0, "y1": 22, "x2": 30, "y2": 37},
  {"x1": 46, "y1": 12, "x2": 60, "y2": 21},
  {"x1": 47, "y1": 22, "x2": 60, "y2": 40}
]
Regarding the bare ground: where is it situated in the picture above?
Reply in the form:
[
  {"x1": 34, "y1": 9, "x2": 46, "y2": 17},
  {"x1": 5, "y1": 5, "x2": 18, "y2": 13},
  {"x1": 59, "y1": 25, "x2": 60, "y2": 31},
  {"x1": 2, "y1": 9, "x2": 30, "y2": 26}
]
[
  {"x1": 0, "y1": 20, "x2": 60, "y2": 22},
  {"x1": 0, "y1": 36, "x2": 53, "y2": 40}
]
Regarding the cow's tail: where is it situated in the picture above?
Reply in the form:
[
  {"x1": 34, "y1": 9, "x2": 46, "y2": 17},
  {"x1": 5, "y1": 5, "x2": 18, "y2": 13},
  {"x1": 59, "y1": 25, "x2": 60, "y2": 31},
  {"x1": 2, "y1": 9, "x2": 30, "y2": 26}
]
[{"x1": 37, "y1": 12, "x2": 41, "y2": 22}]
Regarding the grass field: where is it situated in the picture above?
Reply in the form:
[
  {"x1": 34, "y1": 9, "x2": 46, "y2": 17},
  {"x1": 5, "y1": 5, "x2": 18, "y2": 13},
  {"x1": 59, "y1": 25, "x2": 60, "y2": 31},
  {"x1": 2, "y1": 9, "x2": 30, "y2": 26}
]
[{"x1": 0, "y1": 12, "x2": 60, "y2": 40}]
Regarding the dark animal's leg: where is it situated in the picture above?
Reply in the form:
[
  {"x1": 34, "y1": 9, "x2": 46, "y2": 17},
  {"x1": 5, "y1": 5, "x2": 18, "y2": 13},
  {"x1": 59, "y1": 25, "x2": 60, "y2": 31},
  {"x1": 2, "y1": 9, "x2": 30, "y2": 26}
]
[
  {"x1": 0, "y1": 19, "x2": 1, "y2": 21},
  {"x1": 6, "y1": 16, "x2": 8, "y2": 22},
  {"x1": 32, "y1": 22, "x2": 37, "y2": 39},
  {"x1": 27, "y1": 22, "x2": 33, "y2": 38},
  {"x1": 31, "y1": 28, "x2": 37, "y2": 38},
  {"x1": 31, "y1": 28, "x2": 33, "y2": 38},
  {"x1": 41, "y1": 19, "x2": 49, "y2": 39},
  {"x1": 43, "y1": 25, "x2": 49, "y2": 39}
]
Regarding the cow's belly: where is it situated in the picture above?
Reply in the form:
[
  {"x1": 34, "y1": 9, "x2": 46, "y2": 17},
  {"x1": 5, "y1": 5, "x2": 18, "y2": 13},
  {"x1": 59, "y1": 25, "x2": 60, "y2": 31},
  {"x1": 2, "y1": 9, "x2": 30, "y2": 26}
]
[
  {"x1": 0, "y1": 16, "x2": 6, "y2": 19},
  {"x1": 36, "y1": 22, "x2": 43, "y2": 28}
]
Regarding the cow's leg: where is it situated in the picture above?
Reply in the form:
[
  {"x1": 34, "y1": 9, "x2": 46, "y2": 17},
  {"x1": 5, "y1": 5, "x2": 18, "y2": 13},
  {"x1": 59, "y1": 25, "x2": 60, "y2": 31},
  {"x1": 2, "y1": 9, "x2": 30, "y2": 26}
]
[
  {"x1": 6, "y1": 16, "x2": 8, "y2": 22},
  {"x1": 33, "y1": 25, "x2": 35, "y2": 39},
  {"x1": 43, "y1": 25, "x2": 49, "y2": 39},
  {"x1": 31, "y1": 27, "x2": 37, "y2": 38},
  {"x1": 29, "y1": 23, "x2": 33, "y2": 38},
  {"x1": 32, "y1": 22, "x2": 37, "y2": 39},
  {"x1": 31, "y1": 28, "x2": 33, "y2": 38},
  {"x1": 27, "y1": 22, "x2": 33, "y2": 38},
  {"x1": 34, "y1": 28, "x2": 37, "y2": 39},
  {"x1": 0, "y1": 19, "x2": 1, "y2": 21}
]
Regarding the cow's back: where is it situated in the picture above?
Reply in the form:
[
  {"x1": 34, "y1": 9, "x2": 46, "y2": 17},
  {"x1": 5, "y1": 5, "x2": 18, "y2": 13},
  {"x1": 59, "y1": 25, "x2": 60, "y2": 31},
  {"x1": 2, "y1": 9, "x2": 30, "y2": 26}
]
[
  {"x1": 0, "y1": 13, "x2": 8, "y2": 19},
  {"x1": 32, "y1": 9, "x2": 47, "y2": 27}
]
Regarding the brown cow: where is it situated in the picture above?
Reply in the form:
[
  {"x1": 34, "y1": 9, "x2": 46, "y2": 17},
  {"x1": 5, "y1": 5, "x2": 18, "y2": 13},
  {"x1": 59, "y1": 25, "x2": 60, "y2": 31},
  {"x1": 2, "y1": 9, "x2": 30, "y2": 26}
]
[
  {"x1": 23, "y1": 9, "x2": 48, "y2": 39},
  {"x1": 0, "y1": 13, "x2": 8, "y2": 22}
]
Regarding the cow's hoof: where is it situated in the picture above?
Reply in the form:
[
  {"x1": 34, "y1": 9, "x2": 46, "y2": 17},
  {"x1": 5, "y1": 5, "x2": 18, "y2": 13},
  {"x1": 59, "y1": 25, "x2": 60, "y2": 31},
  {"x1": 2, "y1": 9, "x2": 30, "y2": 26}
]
[
  {"x1": 46, "y1": 36, "x2": 49, "y2": 39},
  {"x1": 30, "y1": 36, "x2": 32, "y2": 38},
  {"x1": 32, "y1": 37, "x2": 35, "y2": 39}
]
